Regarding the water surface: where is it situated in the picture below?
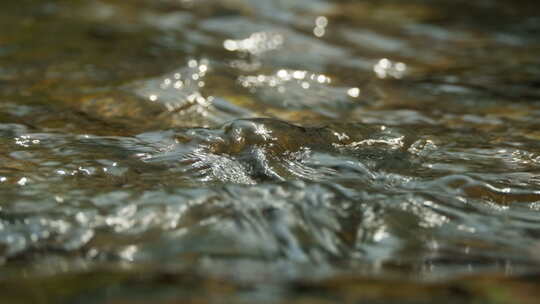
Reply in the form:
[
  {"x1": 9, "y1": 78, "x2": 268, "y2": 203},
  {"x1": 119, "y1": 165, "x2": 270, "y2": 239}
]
[{"x1": 1, "y1": 0, "x2": 540, "y2": 303}]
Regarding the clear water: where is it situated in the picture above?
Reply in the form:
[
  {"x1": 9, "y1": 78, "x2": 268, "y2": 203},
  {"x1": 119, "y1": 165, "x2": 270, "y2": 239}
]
[{"x1": 1, "y1": 0, "x2": 540, "y2": 303}]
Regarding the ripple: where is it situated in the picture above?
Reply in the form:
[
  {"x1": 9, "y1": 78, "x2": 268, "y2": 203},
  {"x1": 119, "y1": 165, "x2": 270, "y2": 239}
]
[
  {"x1": 139, "y1": 118, "x2": 413, "y2": 184},
  {"x1": 238, "y1": 69, "x2": 359, "y2": 117}
]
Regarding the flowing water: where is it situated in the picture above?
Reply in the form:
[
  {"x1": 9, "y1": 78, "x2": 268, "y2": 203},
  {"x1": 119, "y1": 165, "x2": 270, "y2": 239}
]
[{"x1": 1, "y1": 0, "x2": 540, "y2": 303}]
